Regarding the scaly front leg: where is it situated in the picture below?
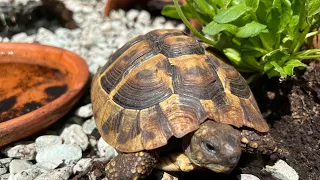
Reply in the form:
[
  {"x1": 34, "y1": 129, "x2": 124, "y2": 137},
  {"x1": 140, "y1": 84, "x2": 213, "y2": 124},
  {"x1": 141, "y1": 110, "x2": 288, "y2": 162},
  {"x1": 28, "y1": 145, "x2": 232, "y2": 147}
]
[
  {"x1": 240, "y1": 130, "x2": 289, "y2": 158},
  {"x1": 106, "y1": 151, "x2": 158, "y2": 180}
]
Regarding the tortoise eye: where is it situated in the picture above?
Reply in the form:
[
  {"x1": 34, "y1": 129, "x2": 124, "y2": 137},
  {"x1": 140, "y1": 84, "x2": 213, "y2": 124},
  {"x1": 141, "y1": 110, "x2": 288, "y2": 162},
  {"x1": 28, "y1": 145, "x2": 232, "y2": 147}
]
[{"x1": 203, "y1": 142, "x2": 218, "y2": 154}]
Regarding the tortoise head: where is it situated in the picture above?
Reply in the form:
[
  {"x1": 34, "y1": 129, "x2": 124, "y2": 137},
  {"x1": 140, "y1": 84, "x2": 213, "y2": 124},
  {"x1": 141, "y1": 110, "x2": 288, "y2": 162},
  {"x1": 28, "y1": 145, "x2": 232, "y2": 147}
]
[{"x1": 182, "y1": 120, "x2": 242, "y2": 173}]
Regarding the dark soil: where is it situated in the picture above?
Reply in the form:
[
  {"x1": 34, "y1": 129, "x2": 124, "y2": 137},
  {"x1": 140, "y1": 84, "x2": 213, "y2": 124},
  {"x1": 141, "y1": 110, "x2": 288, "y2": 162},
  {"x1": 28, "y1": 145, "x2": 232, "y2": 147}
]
[{"x1": 243, "y1": 60, "x2": 320, "y2": 180}]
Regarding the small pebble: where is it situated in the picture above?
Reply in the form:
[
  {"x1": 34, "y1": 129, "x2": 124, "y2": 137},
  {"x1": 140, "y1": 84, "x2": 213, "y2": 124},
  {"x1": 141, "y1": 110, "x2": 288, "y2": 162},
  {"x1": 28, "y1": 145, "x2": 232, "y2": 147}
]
[
  {"x1": 0, "y1": 173, "x2": 10, "y2": 180},
  {"x1": 35, "y1": 135, "x2": 63, "y2": 151},
  {"x1": 34, "y1": 166, "x2": 73, "y2": 180},
  {"x1": 136, "y1": 10, "x2": 151, "y2": 26},
  {"x1": 238, "y1": 174, "x2": 261, "y2": 180},
  {"x1": 126, "y1": 9, "x2": 140, "y2": 21},
  {"x1": 11, "y1": 166, "x2": 47, "y2": 180},
  {"x1": 61, "y1": 124, "x2": 89, "y2": 151},
  {"x1": 97, "y1": 138, "x2": 118, "y2": 160},
  {"x1": 2, "y1": 142, "x2": 36, "y2": 160},
  {"x1": 11, "y1": 32, "x2": 35, "y2": 43},
  {"x1": 74, "y1": 103, "x2": 93, "y2": 118},
  {"x1": 9, "y1": 160, "x2": 33, "y2": 175},
  {"x1": 73, "y1": 158, "x2": 92, "y2": 174},
  {"x1": 82, "y1": 118, "x2": 97, "y2": 135},
  {"x1": 0, "y1": 158, "x2": 12, "y2": 167},
  {"x1": 36, "y1": 144, "x2": 82, "y2": 169},
  {"x1": 264, "y1": 160, "x2": 299, "y2": 180},
  {"x1": 35, "y1": 27, "x2": 64, "y2": 47}
]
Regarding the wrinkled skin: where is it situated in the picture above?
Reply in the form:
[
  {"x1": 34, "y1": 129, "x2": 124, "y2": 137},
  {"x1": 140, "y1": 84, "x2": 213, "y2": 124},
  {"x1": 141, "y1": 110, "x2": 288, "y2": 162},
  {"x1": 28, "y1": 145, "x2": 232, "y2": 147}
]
[{"x1": 182, "y1": 120, "x2": 242, "y2": 173}]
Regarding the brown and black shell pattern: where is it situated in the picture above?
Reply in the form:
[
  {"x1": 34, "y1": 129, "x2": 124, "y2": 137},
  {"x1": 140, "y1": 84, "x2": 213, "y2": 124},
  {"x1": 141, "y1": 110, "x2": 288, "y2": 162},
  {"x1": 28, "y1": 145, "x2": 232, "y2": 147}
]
[{"x1": 91, "y1": 29, "x2": 269, "y2": 153}]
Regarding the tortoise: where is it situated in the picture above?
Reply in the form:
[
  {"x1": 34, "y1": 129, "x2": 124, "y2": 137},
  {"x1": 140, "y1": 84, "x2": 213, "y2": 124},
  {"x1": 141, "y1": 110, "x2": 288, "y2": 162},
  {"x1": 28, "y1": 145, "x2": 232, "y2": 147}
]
[{"x1": 91, "y1": 29, "x2": 284, "y2": 180}]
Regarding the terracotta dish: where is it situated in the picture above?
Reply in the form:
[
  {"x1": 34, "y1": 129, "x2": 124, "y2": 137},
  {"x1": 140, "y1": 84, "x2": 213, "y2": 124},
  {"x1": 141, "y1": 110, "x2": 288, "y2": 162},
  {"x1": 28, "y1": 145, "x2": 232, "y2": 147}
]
[{"x1": 0, "y1": 43, "x2": 89, "y2": 147}]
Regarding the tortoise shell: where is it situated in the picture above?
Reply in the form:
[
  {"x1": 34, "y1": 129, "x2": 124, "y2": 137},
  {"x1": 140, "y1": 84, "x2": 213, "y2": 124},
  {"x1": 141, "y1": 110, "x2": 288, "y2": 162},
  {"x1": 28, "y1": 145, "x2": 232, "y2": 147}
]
[{"x1": 91, "y1": 29, "x2": 269, "y2": 153}]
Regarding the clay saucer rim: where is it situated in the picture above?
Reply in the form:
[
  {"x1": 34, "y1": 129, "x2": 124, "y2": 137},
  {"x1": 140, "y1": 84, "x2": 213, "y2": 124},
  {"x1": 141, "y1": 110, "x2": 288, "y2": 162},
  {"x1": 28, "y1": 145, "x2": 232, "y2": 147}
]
[{"x1": 0, "y1": 42, "x2": 89, "y2": 146}]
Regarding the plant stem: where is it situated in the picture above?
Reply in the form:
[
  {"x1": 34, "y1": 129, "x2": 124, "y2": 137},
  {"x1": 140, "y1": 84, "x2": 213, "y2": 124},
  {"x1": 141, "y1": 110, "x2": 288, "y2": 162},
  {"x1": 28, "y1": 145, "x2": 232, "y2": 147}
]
[
  {"x1": 173, "y1": 0, "x2": 216, "y2": 45},
  {"x1": 295, "y1": 49, "x2": 320, "y2": 56},
  {"x1": 306, "y1": 31, "x2": 320, "y2": 38},
  {"x1": 298, "y1": 55, "x2": 320, "y2": 60}
]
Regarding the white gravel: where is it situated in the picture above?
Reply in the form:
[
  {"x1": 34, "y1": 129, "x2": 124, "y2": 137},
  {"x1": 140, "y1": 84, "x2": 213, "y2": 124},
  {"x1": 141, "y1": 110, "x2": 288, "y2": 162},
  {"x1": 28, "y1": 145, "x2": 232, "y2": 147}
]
[
  {"x1": 35, "y1": 135, "x2": 63, "y2": 151},
  {"x1": 264, "y1": 160, "x2": 299, "y2": 180},
  {"x1": 1, "y1": 142, "x2": 36, "y2": 160},
  {"x1": 35, "y1": 144, "x2": 82, "y2": 169},
  {"x1": 74, "y1": 103, "x2": 93, "y2": 118},
  {"x1": 60, "y1": 124, "x2": 89, "y2": 151}
]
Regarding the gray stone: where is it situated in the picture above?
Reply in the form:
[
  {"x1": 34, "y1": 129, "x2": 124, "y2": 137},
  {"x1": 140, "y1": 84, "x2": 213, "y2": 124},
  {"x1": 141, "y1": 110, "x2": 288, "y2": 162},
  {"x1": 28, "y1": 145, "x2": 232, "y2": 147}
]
[
  {"x1": 11, "y1": 166, "x2": 47, "y2": 180},
  {"x1": 11, "y1": 32, "x2": 35, "y2": 43},
  {"x1": 97, "y1": 138, "x2": 118, "y2": 160},
  {"x1": 153, "y1": 170, "x2": 178, "y2": 180},
  {"x1": 109, "y1": 9, "x2": 126, "y2": 20},
  {"x1": 152, "y1": 16, "x2": 166, "y2": 29},
  {"x1": 2, "y1": 142, "x2": 36, "y2": 160},
  {"x1": 61, "y1": 124, "x2": 89, "y2": 151},
  {"x1": 0, "y1": 168, "x2": 6, "y2": 176},
  {"x1": 0, "y1": 173, "x2": 9, "y2": 180},
  {"x1": 163, "y1": 22, "x2": 176, "y2": 29},
  {"x1": 264, "y1": 160, "x2": 299, "y2": 180},
  {"x1": 35, "y1": 28, "x2": 63, "y2": 47},
  {"x1": 88, "y1": 136, "x2": 98, "y2": 148},
  {"x1": 36, "y1": 144, "x2": 82, "y2": 169},
  {"x1": 35, "y1": 135, "x2": 62, "y2": 151},
  {"x1": 82, "y1": 118, "x2": 96, "y2": 135},
  {"x1": 136, "y1": 10, "x2": 151, "y2": 26},
  {"x1": 2, "y1": 38, "x2": 9, "y2": 43},
  {"x1": 74, "y1": 103, "x2": 93, "y2": 118},
  {"x1": 73, "y1": 158, "x2": 92, "y2": 174},
  {"x1": 176, "y1": 24, "x2": 186, "y2": 31},
  {"x1": 238, "y1": 174, "x2": 260, "y2": 180},
  {"x1": 126, "y1": 9, "x2": 140, "y2": 21},
  {"x1": 0, "y1": 159, "x2": 12, "y2": 168},
  {"x1": 34, "y1": 166, "x2": 73, "y2": 180},
  {"x1": 9, "y1": 160, "x2": 33, "y2": 175}
]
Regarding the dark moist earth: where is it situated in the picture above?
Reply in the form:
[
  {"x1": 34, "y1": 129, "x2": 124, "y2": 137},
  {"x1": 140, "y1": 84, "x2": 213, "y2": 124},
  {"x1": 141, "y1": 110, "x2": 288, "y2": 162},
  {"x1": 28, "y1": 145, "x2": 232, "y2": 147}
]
[{"x1": 71, "y1": 61, "x2": 320, "y2": 180}]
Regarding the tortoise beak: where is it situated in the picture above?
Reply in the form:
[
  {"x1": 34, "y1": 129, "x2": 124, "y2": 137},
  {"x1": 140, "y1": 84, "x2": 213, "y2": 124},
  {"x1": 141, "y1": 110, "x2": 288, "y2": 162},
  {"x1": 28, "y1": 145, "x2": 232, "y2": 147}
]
[{"x1": 206, "y1": 164, "x2": 234, "y2": 173}]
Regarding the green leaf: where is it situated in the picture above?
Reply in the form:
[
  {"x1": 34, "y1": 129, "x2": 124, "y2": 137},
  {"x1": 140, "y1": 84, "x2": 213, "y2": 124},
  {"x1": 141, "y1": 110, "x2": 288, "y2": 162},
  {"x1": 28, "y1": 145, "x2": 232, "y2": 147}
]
[
  {"x1": 245, "y1": 0, "x2": 259, "y2": 11},
  {"x1": 282, "y1": 15, "x2": 299, "y2": 44},
  {"x1": 223, "y1": 48, "x2": 257, "y2": 72},
  {"x1": 277, "y1": 0, "x2": 293, "y2": 33},
  {"x1": 203, "y1": 21, "x2": 239, "y2": 35},
  {"x1": 308, "y1": 0, "x2": 320, "y2": 17},
  {"x1": 259, "y1": 32, "x2": 276, "y2": 49},
  {"x1": 214, "y1": 0, "x2": 232, "y2": 9},
  {"x1": 213, "y1": 4, "x2": 252, "y2": 23},
  {"x1": 194, "y1": 0, "x2": 215, "y2": 18},
  {"x1": 161, "y1": 5, "x2": 193, "y2": 19},
  {"x1": 270, "y1": 61, "x2": 287, "y2": 78},
  {"x1": 283, "y1": 59, "x2": 306, "y2": 76},
  {"x1": 242, "y1": 54, "x2": 263, "y2": 71},
  {"x1": 236, "y1": 21, "x2": 267, "y2": 38},
  {"x1": 266, "y1": 0, "x2": 292, "y2": 34}
]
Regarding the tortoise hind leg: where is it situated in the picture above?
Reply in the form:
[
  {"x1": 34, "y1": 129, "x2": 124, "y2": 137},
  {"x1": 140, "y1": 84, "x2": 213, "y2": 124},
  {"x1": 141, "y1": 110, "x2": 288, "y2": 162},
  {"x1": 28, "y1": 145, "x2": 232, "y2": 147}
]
[
  {"x1": 240, "y1": 130, "x2": 289, "y2": 158},
  {"x1": 106, "y1": 151, "x2": 159, "y2": 180}
]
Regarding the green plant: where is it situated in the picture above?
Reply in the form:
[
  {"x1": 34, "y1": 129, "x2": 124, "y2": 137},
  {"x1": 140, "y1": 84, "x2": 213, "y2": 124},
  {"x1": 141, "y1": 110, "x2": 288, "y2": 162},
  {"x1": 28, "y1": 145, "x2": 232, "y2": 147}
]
[{"x1": 162, "y1": 0, "x2": 320, "y2": 83}]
